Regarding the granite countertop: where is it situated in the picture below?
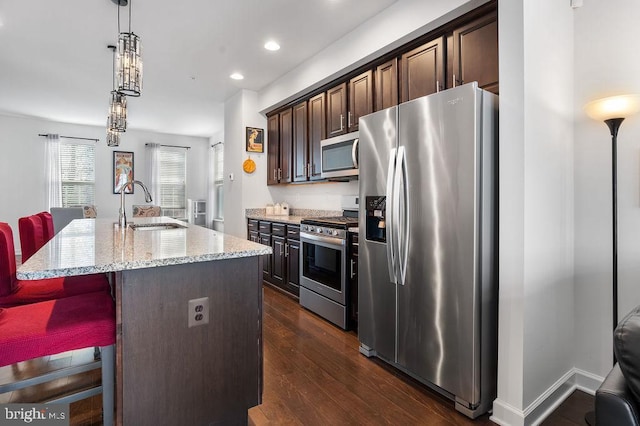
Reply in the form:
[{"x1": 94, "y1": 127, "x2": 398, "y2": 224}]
[
  {"x1": 246, "y1": 208, "x2": 342, "y2": 225},
  {"x1": 245, "y1": 214, "x2": 307, "y2": 225},
  {"x1": 17, "y1": 217, "x2": 272, "y2": 280}
]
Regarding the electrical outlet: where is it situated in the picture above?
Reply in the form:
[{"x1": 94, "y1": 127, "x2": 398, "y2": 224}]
[{"x1": 188, "y1": 297, "x2": 209, "y2": 328}]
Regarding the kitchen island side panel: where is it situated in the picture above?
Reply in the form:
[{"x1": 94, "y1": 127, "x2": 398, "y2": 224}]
[{"x1": 116, "y1": 257, "x2": 263, "y2": 426}]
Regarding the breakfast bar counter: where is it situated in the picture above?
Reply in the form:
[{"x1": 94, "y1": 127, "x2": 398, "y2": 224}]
[
  {"x1": 17, "y1": 217, "x2": 270, "y2": 279},
  {"x1": 18, "y1": 217, "x2": 271, "y2": 426}
]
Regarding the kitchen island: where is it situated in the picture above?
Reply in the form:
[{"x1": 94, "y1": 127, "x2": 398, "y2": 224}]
[{"x1": 18, "y1": 217, "x2": 271, "y2": 426}]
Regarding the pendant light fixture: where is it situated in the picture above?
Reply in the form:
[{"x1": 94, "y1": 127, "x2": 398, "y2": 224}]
[
  {"x1": 107, "y1": 45, "x2": 127, "y2": 133},
  {"x1": 106, "y1": 128, "x2": 121, "y2": 147},
  {"x1": 113, "y1": 0, "x2": 142, "y2": 97}
]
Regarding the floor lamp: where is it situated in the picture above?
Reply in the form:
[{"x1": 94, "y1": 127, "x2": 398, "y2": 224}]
[{"x1": 584, "y1": 94, "x2": 640, "y2": 425}]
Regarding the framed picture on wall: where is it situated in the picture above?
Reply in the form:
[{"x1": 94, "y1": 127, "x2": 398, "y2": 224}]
[
  {"x1": 246, "y1": 127, "x2": 264, "y2": 153},
  {"x1": 113, "y1": 151, "x2": 134, "y2": 194}
]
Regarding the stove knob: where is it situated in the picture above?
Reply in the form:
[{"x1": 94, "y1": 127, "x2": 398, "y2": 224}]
[
  {"x1": 333, "y1": 230, "x2": 339, "y2": 236},
  {"x1": 317, "y1": 228, "x2": 323, "y2": 234},
  {"x1": 310, "y1": 226, "x2": 315, "y2": 232}
]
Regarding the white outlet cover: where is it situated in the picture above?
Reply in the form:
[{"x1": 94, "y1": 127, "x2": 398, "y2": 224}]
[{"x1": 188, "y1": 297, "x2": 209, "y2": 328}]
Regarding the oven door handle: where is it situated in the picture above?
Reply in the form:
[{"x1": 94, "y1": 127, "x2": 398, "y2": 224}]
[{"x1": 300, "y1": 232, "x2": 346, "y2": 247}]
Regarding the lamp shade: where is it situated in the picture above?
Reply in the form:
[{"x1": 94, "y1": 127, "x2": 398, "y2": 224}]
[{"x1": 585, "y1": 94, "x2": 640, "y2": 121}]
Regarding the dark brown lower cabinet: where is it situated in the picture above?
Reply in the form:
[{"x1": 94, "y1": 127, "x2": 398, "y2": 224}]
[
  {"x1": 286, "y1": 238, "x2": 300, "y2": 296},
  {"x1": 271, "y1": 236, "x2": 286, "y2": 288},
  {"x1": 260, "y1": 233, "x2": 271, "y2": 281},
  {"x1": 248, "y1": 219, "x2": 300, "y2": 297}
]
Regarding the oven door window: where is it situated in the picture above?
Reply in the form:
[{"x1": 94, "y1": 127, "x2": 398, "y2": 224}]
[{"x1": 302, "y1": 241, "x2": 342, "y2": 291}]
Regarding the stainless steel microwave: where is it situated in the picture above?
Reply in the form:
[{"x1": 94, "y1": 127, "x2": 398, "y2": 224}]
[{"x1": 320, "y1": 131, "x2": 359, "y2": 179}]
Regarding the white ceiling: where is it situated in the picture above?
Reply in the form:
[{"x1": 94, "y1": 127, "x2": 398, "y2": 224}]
[{"x1": 0, "y1": 0, "x2": 398, "y2": 137}]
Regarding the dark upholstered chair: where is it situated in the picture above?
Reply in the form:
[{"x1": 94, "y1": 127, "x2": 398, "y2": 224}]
[
  {"x1": 0, "y1": 222, "x2": 109, "y2": 308},
  {"x1": 596, "y1": 306, "x2": 640, "y2": 425},
  {"x1": 0, "y1": 291, "x2": 116, "y2": 425}
]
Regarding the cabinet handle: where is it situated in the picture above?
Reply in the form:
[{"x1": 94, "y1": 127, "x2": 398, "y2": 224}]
[
  {"x1": 278, "y1": 168, "x2": 282, "y2": 180},
  {"x1": 340, "y1": 114, "x2": 344, "y2": 131},
  {"x1": 273, "y1": 169, "x2": 277, "y2": 180},
  {"x1": 436, "y1": 81, "x2": 441, "y2": 93},
  {"x1": 285, "y1": 243, "x2": 289, "y2": 257},
  {"x1": 350, "y1": 259, "x2": 356, "y2": 279},
  {"x1": 348, "y1": 111, "x2": 352, "y2": 128},
  {"x1": 453, "y1": 74, "x2": 456, "y2": 88}
]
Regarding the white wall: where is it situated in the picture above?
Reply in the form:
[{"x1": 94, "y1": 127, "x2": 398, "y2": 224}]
[
  {"x1": 258, "y1": 0, "x2": 489, "y2": 112},
  {"x1": 223, "y1": 90, "x2": 269, "y2": 238},
  {"x1": 0, "y1": 113, "x2": 209, "y2": 253},
  {"x1": 492, "y1": 0, "x2": 575, "y2": 424},
  {"x1": 574, "y1": 0, "x2": 640, "y2": 379}
]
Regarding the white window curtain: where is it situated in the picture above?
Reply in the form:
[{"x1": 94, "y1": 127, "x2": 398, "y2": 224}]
[
  {"x1": 146, "y1": 143, "x2": 161, "y2": 203},
  {"x1": 45, "y1": 134, "x2": 62, "y2": 209},
  {"x1": 209, "y1": 142, "x2": 224, "y2": 221}
]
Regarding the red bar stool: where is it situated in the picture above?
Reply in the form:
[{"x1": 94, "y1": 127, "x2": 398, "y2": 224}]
[
  {"x1": 0, "y1": 222, "x2": 108, "y2": 308},
  {"x1": 37, "y1": 211, "x2": 55, "y2": 241},
  {"x1": 18, "y1": 215, "x2": 44, "y2": 262},
  {"x1": 19, "y1": 214, "x2": 110, "y2": 296},
  {"x1": 0, "y1": 291, "x2": 116, "y2": 425}
]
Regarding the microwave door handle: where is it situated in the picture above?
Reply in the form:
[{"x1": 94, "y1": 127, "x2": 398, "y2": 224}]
[
  {"x1": 352, "y1": 138, "x2": 359, "y2": 169},
  {"x1": 386, "y1": 148, "x2": 397, "y2": 284}
]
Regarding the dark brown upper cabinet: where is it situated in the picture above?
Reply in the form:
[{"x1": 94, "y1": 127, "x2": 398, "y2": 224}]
[
  {"x1": 292, "y1": 101, "x2": 308, "y2": 183},
  {"x1": 267, "y1": 114, "x2": 279, "y2": 186},
  {"x1": 327, "y1": 82, "x2": 348, "y2": 137},
  {"x1": 348, "y1": 70, "x2": 373, "y2": 132},
  {"x1": 451, "y1": 11, "x2": 498, "y2": 93},
  {"x1": 266, "y1": 108, "x2": 293, "y2": 185},
  {"x1": 279, "y1": 108, "x2": 292, "y2": 183},
  {"x1": 400, "y1": 36, "x2": 445, "y2": 103},
  {"x1": 375, "y1": 58, "x2": 398, "y2": 111},
  {"x1": 308, "y1": 93, "x2": 326, "y2": 181}
]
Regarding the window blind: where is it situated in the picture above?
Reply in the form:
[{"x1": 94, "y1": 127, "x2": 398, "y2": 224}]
[
  {"x1": 158, "y1": 148, "x2": 187, "y2": 219},
  {"x1": 60, "y1": 143, "x2": 95, "y2": 207}
]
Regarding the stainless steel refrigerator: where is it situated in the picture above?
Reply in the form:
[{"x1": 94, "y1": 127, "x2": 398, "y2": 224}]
[{"x1": 358, "y1": 82, "x2": 498, "y2": 418}]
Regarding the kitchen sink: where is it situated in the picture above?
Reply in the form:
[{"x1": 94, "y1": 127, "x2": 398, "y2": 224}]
[{"x1": 129, "y1": 222, "x2": 187, "y2": 231}]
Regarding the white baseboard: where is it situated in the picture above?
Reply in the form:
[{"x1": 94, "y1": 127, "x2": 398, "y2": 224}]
[{"x1": 490, "y1": 368, "x2": 604, "y2": 426}]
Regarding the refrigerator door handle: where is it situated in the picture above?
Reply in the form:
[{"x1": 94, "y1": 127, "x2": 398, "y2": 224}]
[
  {"x1": 352, "y1": 138, "x2": 359, "y2": 169},
  {"x1": 396, "y1": 146, "x2": 409, "y2": 285},
  {"x1": 386, "y1": 148, "x2": 398, "y2": 284}
]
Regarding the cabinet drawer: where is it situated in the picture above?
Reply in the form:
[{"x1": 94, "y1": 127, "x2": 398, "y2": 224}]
[
  {"x1": 286, "y1": 225, "x2": 300, "y2": 240},
  {"x1": 272, "y1": 223, "x2": 286, "y2": 237},
  {"x1": 248, "y1": 219, "x2": 259, "y2": 232},
  {"x1": 259, "y1": 221, "x2": 272, "y2": 233}
]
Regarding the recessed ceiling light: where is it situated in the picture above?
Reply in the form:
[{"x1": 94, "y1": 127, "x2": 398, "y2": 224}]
[
  {"x1": 264, "y1": 41, "x2": 280, "y2": 51},
  {"x1": 230, "y1": 73, "x2": 244, "y2": 80}
]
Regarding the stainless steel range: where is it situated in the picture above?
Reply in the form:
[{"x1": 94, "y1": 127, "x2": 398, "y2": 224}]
[{"x1": 299, "y1": 200, "x2": 358, "y2": 330}]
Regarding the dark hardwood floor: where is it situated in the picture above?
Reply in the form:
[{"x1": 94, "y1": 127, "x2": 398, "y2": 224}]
[{"x1": 0, "y1": 284, "x2": 593, "y2": 425}]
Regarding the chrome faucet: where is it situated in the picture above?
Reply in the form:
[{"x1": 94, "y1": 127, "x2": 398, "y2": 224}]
[{"x1": 118, "y1": 179, "x2": 153, "y2": 228}]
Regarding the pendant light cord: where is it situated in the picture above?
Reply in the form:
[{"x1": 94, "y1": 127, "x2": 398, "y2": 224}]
[
  {"x1": 128, "y1": 0, "x2": 132, "y2": 34},
  {"x1": 111, "y1": 46, "x2": 116, "y2": 91}
]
